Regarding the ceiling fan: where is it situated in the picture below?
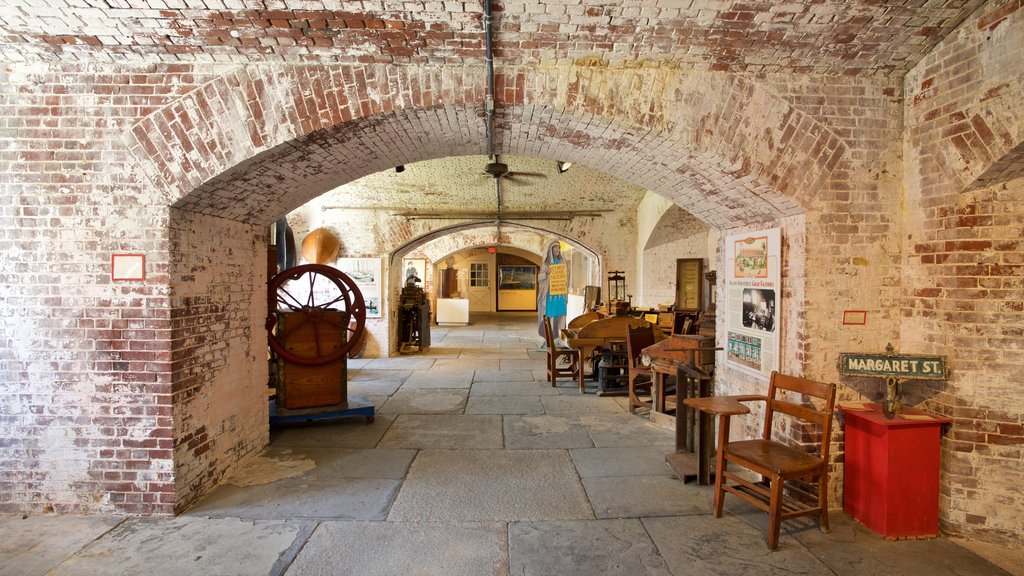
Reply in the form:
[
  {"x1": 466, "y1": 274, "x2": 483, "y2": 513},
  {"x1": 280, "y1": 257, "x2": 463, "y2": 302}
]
[{"x1": 482, "y1": 155, "x2": 547, "y2": 184}]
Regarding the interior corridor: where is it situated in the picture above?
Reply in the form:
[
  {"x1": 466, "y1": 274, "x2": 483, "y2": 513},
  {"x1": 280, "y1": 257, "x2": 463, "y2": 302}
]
[{"x1": 0, "y1": 313, "x2": 1012, "y2": 575}]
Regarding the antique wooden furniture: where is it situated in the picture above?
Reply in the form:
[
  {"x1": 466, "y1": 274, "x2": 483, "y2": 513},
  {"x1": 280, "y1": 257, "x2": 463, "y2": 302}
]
[
  {"x1": 666, "y1": 363, "x2": 715, "y2": 484},
  {"x1": 626, "y1": 324, "x2": 657, "y2": 413},
  {"x1": 543, "y1": 315, "x2": 584, "y2": 389},
  {"x1": 564, "y1": 316, "x2": 661, "y2": 389},
  {"x1": 840, "y1": 403, "x2": 952, "y2": 538},
  {"x1": 563, "y1": 311, "x2": 605, "y2": 336},
  {"x1": 702, "y1": 371, "x2": 837, "y2": 550},
  {"x1": 641, "y1": 334, "x2": 717, "y2": 422}
]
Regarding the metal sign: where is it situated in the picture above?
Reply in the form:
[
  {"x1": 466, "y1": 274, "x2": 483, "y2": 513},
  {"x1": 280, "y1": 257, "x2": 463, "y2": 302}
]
[{"x1": 839, "y1": 348, "x2": 948, "y2": 381}]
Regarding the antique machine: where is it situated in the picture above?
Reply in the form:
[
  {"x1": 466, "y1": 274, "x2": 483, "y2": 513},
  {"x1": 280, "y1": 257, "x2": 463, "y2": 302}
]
[
  {"x1": 606, "y1": 270, "x2": 630, "y2": 315},
  {"x1": 265, "y1": 263, "x2": 373, "y2": 423},
  {"x1": 398, "y1": 276, "x2": 431, "y2": 354}
]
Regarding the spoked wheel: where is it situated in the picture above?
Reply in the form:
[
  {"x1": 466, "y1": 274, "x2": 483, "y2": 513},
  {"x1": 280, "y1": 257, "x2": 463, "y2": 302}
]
[{"x1": 266, "y1": 264, "x2": 366, "y2": 366}]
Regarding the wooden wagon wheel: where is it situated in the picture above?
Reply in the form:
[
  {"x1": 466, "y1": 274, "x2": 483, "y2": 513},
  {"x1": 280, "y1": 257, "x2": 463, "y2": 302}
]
[{"x1": 265, "y1": 264, "x2": 366, "y2": 366}]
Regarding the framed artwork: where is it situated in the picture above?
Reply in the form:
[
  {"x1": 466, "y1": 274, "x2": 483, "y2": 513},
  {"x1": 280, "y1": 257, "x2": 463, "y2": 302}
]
[
  {"x1": 338, "y1": 257, "x2": 382, "y2": 317},
  {"x1": 725, "y1": 227, "x2": 781, "y2": 380},
  {"x1": 403, "y1": 258, "x2": 426, "y2": 287}
]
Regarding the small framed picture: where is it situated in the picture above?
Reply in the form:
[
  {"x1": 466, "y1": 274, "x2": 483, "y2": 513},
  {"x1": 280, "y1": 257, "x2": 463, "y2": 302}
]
[
  {"x1": 111, "y1": 254, "x2": 145, "y2": 281},
  {"x1": 842, "y1": 310, "x2": 867, "y2": 326}
]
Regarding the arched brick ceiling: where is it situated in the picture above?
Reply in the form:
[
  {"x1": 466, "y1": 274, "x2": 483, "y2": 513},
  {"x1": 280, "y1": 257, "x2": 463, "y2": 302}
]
[
  {"x1": 0, "y1": 1, "x2": 985, "y2": 76},
  {"x1": 167, "y1": 102, "x2": 806, "y2": 230},
  {"x1": 315, "y1": 154, "x2": 646, "y2": 213}
]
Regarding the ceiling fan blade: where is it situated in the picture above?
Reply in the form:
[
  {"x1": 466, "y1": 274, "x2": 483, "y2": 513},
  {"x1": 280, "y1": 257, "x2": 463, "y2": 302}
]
[{"x1": 508, "y1": 171, "x2": 547, "y2": 179}]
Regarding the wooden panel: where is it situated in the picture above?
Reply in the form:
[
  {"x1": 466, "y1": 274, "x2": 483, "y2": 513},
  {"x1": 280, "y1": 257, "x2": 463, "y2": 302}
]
[{"x1": 279, "y1": 311, "x2": 347, "y2": 409}]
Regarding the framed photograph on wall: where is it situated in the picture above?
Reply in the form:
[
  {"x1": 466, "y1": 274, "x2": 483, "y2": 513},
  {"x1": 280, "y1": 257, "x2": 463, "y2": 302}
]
[
  {"x1": 338, "y1": 257, "x2": 382, "y2": 317},
  {"x1": 403, "y1": 258, "x2": 426, "y2": 287}
]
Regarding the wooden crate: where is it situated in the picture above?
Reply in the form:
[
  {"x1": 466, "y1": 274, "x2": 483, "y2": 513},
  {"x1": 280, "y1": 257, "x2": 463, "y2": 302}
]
[{"x1": 277, "y1": 311, "x2": 348, "y2": 409}]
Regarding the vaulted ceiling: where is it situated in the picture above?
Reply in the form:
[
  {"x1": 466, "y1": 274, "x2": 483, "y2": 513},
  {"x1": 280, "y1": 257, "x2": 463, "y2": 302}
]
[{"x1": 0, "y1": 1, "x2": 986, "y2": 76}]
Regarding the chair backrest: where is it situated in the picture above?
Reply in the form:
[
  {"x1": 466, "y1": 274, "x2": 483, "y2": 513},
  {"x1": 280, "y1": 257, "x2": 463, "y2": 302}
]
[
  {"x1": 543, "y1": 316, "x2": 556, "y2": 349},
  {"x1": 626, "y1": 324, "x2": 656, "y2": 369},
  {"x1": 763, "y1": 371, "x2": 837, "y2": 462}
]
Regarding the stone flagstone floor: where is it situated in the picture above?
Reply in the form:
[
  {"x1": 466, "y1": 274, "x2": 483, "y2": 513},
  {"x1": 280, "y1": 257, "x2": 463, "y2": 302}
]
[{"x1": 1, "y1": 313, "x2": 1018, "y2": 575}]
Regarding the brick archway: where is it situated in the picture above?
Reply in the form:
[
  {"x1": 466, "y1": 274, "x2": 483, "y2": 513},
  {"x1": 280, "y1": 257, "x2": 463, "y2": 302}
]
[
  {"x1": 131, "y1": 64, "x2": 842, "y2": 512},
  {"x1": 129, "y1": 65, "x2": 840, "y2": 229}
]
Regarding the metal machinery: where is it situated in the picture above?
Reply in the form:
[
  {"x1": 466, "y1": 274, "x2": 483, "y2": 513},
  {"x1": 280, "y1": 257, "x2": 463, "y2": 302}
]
[
  {"x1": 398, "y1": 277, "x2": 431, "y2": 354},
  {"x1": 265, "y1": 264, "x2": 374, "y2": 423},
  {"x1": 607, "y1": 270, "x2": 631, "y2": 316}
]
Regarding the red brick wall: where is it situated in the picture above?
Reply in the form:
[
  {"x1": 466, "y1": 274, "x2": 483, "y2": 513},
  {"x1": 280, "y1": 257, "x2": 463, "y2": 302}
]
[
  {"x1": 169, "y1": 209, "x2": 268, "y2": 513},
  {"x1": 0, "y1": 63, "x2": 219, "y2": 513},
  {"x1": 904, "y1": 0, "x2": 1024, "y2": 544}
]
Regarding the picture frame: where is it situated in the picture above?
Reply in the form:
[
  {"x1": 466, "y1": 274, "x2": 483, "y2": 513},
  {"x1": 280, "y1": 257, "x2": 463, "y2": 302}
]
[{"x1": 111, "y1": 254, "x2": 145, "y2": 281}]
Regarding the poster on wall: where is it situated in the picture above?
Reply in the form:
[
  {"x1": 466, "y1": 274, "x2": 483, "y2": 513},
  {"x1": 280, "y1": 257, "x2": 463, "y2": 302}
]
[
  {"x1": 725, "y1": 227, "x2": 781, "y2": 380},
  {"x1": 338, "y1": 257, "x2": 382, "y2": 317},
  {"x1": 403, "y1": 258, "x2": 426, "y2": 287}
]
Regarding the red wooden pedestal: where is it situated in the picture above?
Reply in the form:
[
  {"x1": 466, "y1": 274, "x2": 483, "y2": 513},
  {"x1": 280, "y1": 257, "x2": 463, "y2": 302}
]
[{"x1": 840, "y1": 403, "x2": 951, "y2": 539}]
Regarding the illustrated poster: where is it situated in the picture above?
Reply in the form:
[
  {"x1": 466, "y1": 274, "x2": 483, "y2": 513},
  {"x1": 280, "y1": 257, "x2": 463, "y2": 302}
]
[
  {"x1": 338, "y1": 257, "x2": 382, "y2": 317},
  {"x1": 725, "y1": 227, "x2": 781, "y2": 379}
]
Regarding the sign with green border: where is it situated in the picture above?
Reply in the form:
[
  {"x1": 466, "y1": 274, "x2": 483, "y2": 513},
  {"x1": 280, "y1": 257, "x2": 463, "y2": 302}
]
[{"x1": 839, "y1": 352, "x2": 948, "y2": 380}]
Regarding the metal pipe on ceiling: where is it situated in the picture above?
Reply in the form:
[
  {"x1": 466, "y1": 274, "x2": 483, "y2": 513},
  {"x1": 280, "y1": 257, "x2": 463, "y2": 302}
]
[{"x1": 484, "y1": 0, "x2": 495, "y2": 159}]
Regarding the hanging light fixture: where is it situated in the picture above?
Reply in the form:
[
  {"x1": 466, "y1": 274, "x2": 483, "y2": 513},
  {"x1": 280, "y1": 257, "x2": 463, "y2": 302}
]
[{"x1": 556, "y1": 161, "x2": 572, "y2": 174}]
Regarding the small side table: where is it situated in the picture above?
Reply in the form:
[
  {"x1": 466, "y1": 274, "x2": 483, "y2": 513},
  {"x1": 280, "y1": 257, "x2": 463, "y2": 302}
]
[
  {"x1": 840, "y1": 403, "x2": 952, "y2": 539},
  {"x1": 679, "y1": 395, "x2": 755, "y2": 485}
]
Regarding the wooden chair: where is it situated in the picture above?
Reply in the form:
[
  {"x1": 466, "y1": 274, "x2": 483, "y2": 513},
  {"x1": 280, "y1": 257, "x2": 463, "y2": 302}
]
[
  {"x1": 543, "y1": 316, "x2": 584, "y2": 390},
  {"x1": 711, "y1": 371, "x2": 837, "y2": 549},
  {"x1": 626, "y1": 324, "x2": 656, "y2": 413}
]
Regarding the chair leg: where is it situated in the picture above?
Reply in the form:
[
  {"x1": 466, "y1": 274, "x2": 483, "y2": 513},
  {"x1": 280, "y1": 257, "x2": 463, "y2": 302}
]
[
  {"x1": 819, "y1": 473, "x2": 830, "y2": 534},
  {"x1": 767, "y1": 477, "x2": 784, "y2": 550}
]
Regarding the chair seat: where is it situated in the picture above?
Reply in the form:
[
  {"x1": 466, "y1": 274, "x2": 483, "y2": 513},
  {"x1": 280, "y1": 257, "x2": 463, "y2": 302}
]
[{"x1": 725, "y1": 439, "x2": 822, "y2": 476}]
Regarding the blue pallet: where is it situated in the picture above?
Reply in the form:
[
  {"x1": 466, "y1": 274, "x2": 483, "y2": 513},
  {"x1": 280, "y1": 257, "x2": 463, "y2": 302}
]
[{"x1": 269, "y1": 399, "x2": 375, "y2": 425}]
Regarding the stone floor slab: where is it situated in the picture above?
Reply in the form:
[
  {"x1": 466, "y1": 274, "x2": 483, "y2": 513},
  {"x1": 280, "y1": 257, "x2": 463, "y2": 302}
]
[
  {"x1": 570, "y1": 446, "x2": 676, "y2": 478},
  {"x1": 498, "y1": 358, "x2": 546, "y2": 371},
  {"x1": 542, "y1": 395, "x2": 625, "y2": 415},
  {"x1": 244, "y1": 446, "x2": 415, "y2": 480},
  {"x1": 378, "y1": 414, "x2": 504, "y2": 449},
  {"x1": 347, "y1": 378, "x2": 403, "y2": 396},
  {"x1": 793, "y1": 515, "x2": 1010, "y2": 576},
  {"x1": 379, "y1": 389, "x2": 468, "y2": 414},
  {"x1": 503, "y1": 415, "x2": 594, "y2": 450},
  {"x1": 362, "y1": 357, "x2": 437, "y2": 370},
  {"x1": 470, "y1": 380, "x2": 559, "y2": 396},
  {"x1": 48, "y1": 517, "x2": 308, "y2": 576},
  {"x1": 349, "y1": 368, "x2": 412, "y2": 381},
  {"x1": 509, "y1": 519, "x2": 670, "y2": 576},
  {"x1": 402, "y1": 371, "x2": 473, "y2": 389},
  {"x1": 0, "y1": 515, "x2": 124, "y2": 576},
  {"x1": 187, "y1": 477, "x2": 401, "y2": 520},
  {"x1": 430, "y1": 358, "x2": 500, "y2": 371},
  {"x1": 583, "y1": 476, "x2": 708, "y2": 519},
  {"x1": 473, "y1": 369, "x2": 535, "y2": 382},
  {"x1": 643, "y1": 514, "x2": 829, "y2": 576},
  {"x1": 388, "y1": 450, "x2": 593, "y2": 521},
  {"x1": 581, "y1": 414, "x2": 675, "y2": 447},
  {"x1": 465, "y1": 395, "x2": 545, "y2": 415},
  {"x1": 286, "y1": 521, "x2": 510, "y2": 576}
]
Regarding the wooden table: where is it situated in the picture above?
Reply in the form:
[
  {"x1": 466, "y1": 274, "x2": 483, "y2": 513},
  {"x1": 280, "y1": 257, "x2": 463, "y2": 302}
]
[
  {"x1": 565, "y1": 316, "x2": 664, "y2": 384},
  {"x1": 682, "y1": 395, "x2": 756, "y2": 485}
]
